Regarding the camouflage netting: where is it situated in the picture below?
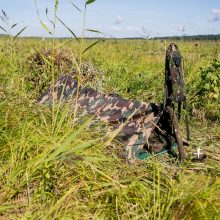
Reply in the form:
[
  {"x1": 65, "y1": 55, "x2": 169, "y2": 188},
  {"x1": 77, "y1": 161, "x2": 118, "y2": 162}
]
[
  {"x1": 25, "y1": 48, "x2": 104, "y2": 93},
  {"x1": 27, "y1": 48, "x2": 74, "y2": 73}
]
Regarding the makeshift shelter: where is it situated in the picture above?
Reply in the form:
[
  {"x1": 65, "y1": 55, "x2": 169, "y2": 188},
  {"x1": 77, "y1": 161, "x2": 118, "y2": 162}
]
[{"x1": 38, "y1": 43, "x2": 186, "y2": 164}]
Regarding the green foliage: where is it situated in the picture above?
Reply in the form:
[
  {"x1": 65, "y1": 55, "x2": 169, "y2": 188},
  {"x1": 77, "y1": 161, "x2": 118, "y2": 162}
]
[
  {"x1": 200, "y1": 59, "x2": 220, "y2": 100},
  {"x1": 194, "y1": 59, "x2": 220, "y2": 120},
  {"x1": 86, "y1": 0, "x2": 96, "y2": 6}
]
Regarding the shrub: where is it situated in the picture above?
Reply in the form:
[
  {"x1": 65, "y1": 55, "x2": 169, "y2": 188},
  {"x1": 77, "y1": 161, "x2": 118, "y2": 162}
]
[{"x1": 193, "y1": 59, "x2": 220, "y2": 120}]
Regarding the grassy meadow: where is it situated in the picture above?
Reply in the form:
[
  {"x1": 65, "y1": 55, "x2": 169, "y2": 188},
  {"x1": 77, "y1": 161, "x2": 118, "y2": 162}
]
[{"x1": 0, "y1": 36, "x2": 220, "y2": 220}]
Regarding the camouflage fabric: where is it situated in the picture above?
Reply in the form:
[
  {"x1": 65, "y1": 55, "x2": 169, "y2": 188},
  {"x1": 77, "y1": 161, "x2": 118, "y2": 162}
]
[
  {"x1": 38, "y1": 75, "x2": 173, "y2": 164},
  {"x1": 165, "y1": 43, "x2": 190, "y2": 141},
  {"x1": 165, "y1": 43, "x2": 186, "y2": 104}
]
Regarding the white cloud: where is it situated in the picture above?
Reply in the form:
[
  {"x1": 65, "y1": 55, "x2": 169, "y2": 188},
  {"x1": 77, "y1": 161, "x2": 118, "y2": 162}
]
[
  {"x1": 114, "y1": 15, "x2": 122, "y2": 25},
  {"x1": 209, "y1": 8, "x2": 220, "y2": 22},
  {"x1": 110, "y1": 25, "x2": 121, "y2": 31},
  {"x1": 127, "y1": 26, "x2": 141, "y2": 31}
]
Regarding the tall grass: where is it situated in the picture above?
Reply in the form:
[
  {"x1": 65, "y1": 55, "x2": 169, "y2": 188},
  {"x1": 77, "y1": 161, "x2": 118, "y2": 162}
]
[
  {"x1": 0, "y1": 1, "x2": 220, "y2": 219},
  {"x1": 1, "y1": 36, "x2": 220, "y2": 220}
]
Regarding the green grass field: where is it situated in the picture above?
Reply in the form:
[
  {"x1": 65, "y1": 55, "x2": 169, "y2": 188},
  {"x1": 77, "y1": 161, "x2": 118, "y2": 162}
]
[{"x1": 0, "y1": 36, "x2": 220, "y2": 219}]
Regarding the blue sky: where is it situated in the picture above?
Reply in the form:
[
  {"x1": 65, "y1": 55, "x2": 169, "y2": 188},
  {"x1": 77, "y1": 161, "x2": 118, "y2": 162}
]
[{"x1": 0, "y1": 0, "x2": 220, "y2": 38}]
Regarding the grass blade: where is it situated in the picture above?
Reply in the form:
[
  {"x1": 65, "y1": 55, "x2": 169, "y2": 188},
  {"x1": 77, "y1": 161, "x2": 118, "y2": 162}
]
[
  {"x1": 86, "y1": 29, "x2": 104, "y2": 35},
  {"x1": 46, "y1": 8, "x2": 55, "y2": 28},
  {"x1": 55, "y1": 0, "x2": 59, "y2": 12},
  {"x1": 1, "y1": 9, "x2": 7, "y2": 18},
  {"x1": 40, "y1": 20, "x2": 52, "y2": 35},
  {"x1": 11, "y1": 23, "x2": 19, "y2": 29},
  {"x1": 11, "y1": 21, "x2": 23, "y2": 29},
  {"x1": 35, "y1": 0, "x2": 52, "y2": 35},
  {"x1": 87, "y1": 29, "x2": 114, "y2": 38},
  {"x1": 13, "y1": 26, "x2": 27, "y2": 39},
  {"x1": 69, "y1": 0, "x2": 82, "y2": 12},
  {"x1": 0, "y1": 16, "x2": 7, "y2": 25},
  {"x1": 0, "y1": 205, "x2": 15, "y2": 215},
  {"x1": 0, "y1": 25, "x2": 7, "y2": 33},
  {"x1": 82, "y1": 39, "x2": 104, "y2": 54},
  {"x1": 56, "y1": 16, "x2": 79, "y2": 42}
]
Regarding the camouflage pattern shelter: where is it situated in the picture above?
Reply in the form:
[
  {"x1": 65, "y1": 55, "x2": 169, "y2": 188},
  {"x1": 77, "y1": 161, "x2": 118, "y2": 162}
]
[
  {"x1": 38, "y1": 43, "x2": 186, "y2": 164},
  {"x1": 38, "y1": 78, "x2": 183, "y2": 164}
]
